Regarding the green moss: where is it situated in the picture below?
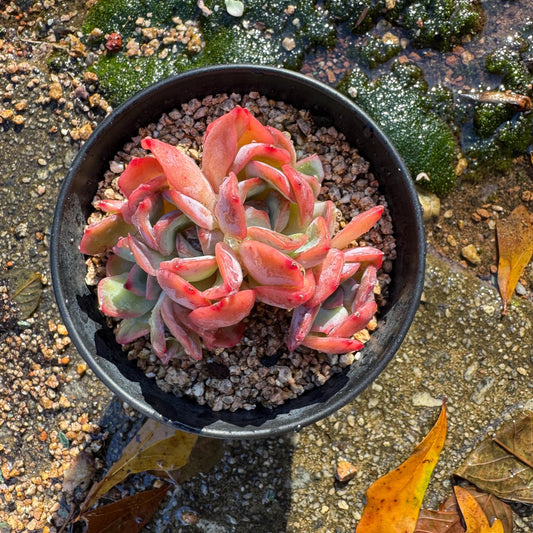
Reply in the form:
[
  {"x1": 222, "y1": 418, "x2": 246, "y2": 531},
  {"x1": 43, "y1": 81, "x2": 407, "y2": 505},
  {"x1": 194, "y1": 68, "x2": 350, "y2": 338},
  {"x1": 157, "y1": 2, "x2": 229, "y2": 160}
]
[
  {"x1": 348, "y1": 34, "x2": 401, "y2": 68},
  {"x1": 90, "y1": 54, "x2": 192, "y2": 104},
  {"x1": 83, "y1": 0, "x2": 198, "y2": 35},
  {"x1": 324, "y1": 0, "x2": 385, "y2": 33},
  {"x1": 398, "y1": 0, "x2": 482, "y2": 50},
  {"x1": 338, "y1": 61, "x2": 459, "y2": 196},
  {"x1": 462, "y1": 21, "x2": 533, "y2": 174},
  {"x1": 84, "y1": 0, "x2": 337, "y2": 105},
  {"x1": 197, "y1": 25, "x2": 295, "y2": 68},
  {"x1": 201, "y1": 0, "x2": 336, "y2": 52}
]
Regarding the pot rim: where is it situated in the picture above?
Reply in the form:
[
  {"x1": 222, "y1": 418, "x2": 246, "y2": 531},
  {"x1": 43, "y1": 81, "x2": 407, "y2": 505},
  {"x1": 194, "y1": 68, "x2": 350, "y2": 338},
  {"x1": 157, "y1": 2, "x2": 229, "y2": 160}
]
[{"x1": 51, "y1": 64, "x2": 426, "y2": 439}]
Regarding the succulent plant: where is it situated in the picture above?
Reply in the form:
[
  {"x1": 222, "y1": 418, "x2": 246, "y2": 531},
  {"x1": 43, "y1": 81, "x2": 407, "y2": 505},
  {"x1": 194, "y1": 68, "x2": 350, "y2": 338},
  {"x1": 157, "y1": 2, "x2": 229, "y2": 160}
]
[{"x1": 80, "y1": 106, "x2": 384, "y2": 364}]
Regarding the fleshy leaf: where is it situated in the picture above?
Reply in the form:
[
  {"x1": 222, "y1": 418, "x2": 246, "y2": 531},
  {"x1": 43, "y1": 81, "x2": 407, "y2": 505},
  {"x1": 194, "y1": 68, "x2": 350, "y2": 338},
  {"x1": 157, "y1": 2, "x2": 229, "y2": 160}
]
[
  {"x1": 188, "y1": 290, "x2": 256, "y2": 329},
  {"x1": 286, "y1": 303, "x2": 320, "y2": 351},
  {"x1": 240, "y1": 240, "x2": 305, "y2": 287},
  {"x1": 215, "y1": 172, "x2": 247, "y2": 239},
  {"x1": 115, "y1": 312, "x2": 151, "y2": 344},
  {"x1": 246, "y1": 226, "x2": 308, "y2": 252},
  {"x1": 122, "y1": 174, "x2": 168, "y2": 224},
  {"x1": 332, "y1": 205, "x2": 384, "y2": 250},
  {"x1": 128, "y1": 235, "x2": 167, "y2": 276},
  {"x1": 344, "y1": 246, "x2": 384, "y2": 268},
  {"x1": 266, "y1": 125, "x2": 297, "y2": 164},
  {"x1": 245, "y1": 160, "x2": 293, "y2": 200},
  {"x1": 231, "y1": 143, "x2": 292, "y2": 175},
  {"x1": 283, "y1": 164, "x2": 315, "y2": 227},
  {"x1": 130, "y1": 193, "x2": 164, "y2": 250},
  {"x1": 301, "y1": 334, "x2": 364, "y2": 354},
  {"x1": 238, "y1": 176, "x2": 267, "y2": 201},
  {"x1": 254, "y1": 269, "x2": 315, "y2": 310},
  {"x1": 165, "y1": 189, "x2": 215, "y2": 230},
  {"x1": 142, "y1": 137, "x2": 215, "y2": 210},
  {"x1": 295, "y1": 153, "x2": 324, "y2": 182},
  {"x1": 117, "y1": 155, "x2": 163, "y2": 197},
  {"x1": 331, "y1": 299, "x2": 377, "y2": 337},
  {"x1": 310, "y1": 306, "x2": 349, "y2": 335},
  {"x1": 80, "y1": 214, "x2": 135, "y2": 255},
  {"x1": 351, "y1": 266, "x2": 377, "y2": 312},
  {"x1": 306, "y1": 248, "x2": 344, "y2": 308},
  {"x1": 496, "y1": 205, "x2": 533, "y2": 313},
  {"x1": 80, "y1": 419, "x2": 197, "y2": 513},
  {"x1": 160, "y1": 256, "x2": 218, "y2": 282},
  {"x1": 292, "y1": 216, "x2": 331, "y2": 268},
  {"x1": 201, "y1": 105, "x2": 250, "y2": 190},
  {"x1": 98, "y1": 274, "x2": 154, "y2": 318},
  {"x1": 152, "y1": 210, "x2": 190, "y2": 255},
  {"x1": 160, "y1": 296, "x2": 203, "y2": 360},
  {"x1": 201, "y1": 242, "x2": 243, "y2": 300},
  {"x1": 356, "y1": 404, "x2": 447, "y2": 532},
  {"x1": 156, "y1": 269, "x2": 211, "y2": 310}
]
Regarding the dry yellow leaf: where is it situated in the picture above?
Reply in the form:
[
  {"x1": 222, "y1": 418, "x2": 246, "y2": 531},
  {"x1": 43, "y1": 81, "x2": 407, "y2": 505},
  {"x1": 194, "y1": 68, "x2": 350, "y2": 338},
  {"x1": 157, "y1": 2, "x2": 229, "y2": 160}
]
[
  {"x1": 454, "y1": 486, "x2": 504, "y2": 533},
  {"x1": 80, "y1": 419, "x2": 197, "y2": 513},
  {"x1": 496, "y1": 205, "x2": 533, "y2": 313},
  {"x1": 356, "y1": 404, "x2": 447, "y2": 532}
]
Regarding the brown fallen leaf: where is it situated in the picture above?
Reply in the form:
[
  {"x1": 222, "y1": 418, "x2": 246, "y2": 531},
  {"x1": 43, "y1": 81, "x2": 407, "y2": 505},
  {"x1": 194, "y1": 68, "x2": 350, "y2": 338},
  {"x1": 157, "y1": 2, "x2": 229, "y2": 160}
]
[
  {"x1": 415, "y1": 484, "x2": 514, "y2": 533},
  {"x1": 81, "y1": 484, "x2": 171, "y2": 533},
  {"x1": 496, "y1": 205, "x2": 533, "y2": 313},
  {"x1": 454, "y1": 485, "x2": 504, "y2": 532},
  {"x1": 156, "y1": 436, "x2": 225, "y2": 484},
  {"x1": 80, "y1": 419, "x2": 197, "y2": 513},
  {"x1": 356, "y1": 404, "x2": 447, "y2": 532},
  {"x1": 456, "y1": 411, "x2": 533, "y2": 504},
  {"x1": 5, "y1": 267, "x2": 43, "y2": 318}
]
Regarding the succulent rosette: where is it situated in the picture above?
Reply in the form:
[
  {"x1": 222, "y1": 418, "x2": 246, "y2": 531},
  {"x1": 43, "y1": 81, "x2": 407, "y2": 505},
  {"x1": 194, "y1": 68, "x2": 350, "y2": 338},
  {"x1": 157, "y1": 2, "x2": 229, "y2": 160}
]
[{"x1": 80, "y1": 106, "x2": 384, "y2": 364}]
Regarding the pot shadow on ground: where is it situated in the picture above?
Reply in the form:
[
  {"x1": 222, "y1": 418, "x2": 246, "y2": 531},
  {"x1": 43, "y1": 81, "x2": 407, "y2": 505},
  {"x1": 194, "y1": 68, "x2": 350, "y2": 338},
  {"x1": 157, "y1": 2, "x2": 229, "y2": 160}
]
[{"x1": 57, "y1": 394, "x2": 296, "y2": 533}]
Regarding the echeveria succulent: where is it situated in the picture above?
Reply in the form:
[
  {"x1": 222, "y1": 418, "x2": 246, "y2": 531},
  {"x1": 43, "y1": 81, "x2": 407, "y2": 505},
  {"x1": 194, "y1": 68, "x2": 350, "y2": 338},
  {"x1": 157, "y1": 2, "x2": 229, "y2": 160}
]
[{"x1": 81, "y1": 106, "x2": 384, "y2": 364}]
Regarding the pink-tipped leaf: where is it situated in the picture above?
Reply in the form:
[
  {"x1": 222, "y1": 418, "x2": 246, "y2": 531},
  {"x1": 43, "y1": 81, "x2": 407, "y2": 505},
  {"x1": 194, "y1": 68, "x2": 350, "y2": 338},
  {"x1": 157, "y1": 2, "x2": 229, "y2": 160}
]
[
  {"x1": 165, "y1": 189, "x2": 215, "y2": 230},
  {"x1": 240, "y1": 240, "x2": 305, "y2": 287},
  {"x1": 160, "y1": 255, "x2": 218, "y2": 282},
  {"x1": 80, "y1": 214, "x2": 135, "y2": 255},
  {"x1": 306, "y1": 248, "x2": 344, "y2": 308},
  {"x1": 117, "y1": 156, "x2": 164, "y2": 198},
  {"x1": 244, "y1": 160, "x2": 293, "y2": 200},
  {"x1": 253, "y1": 269, "x2": 315, "y2": 309},
  {"x1": 286, "y1": 303, "x2": 319, "y2": 351},
  {"x1": 231, "y1": 143, "x2": 292, "y2": 175},
  {"x1": 331, "y1": 205, "x2": 384, "y2": 250},
  {"x1": 215, "y1": 172, "x2": 247, "y2": 239},
  {"x1": 156, "y1": 269, "x2": 211, "y2": 310},
  {"x1": 301, "y1": 334, "x2": 364, "y2": 354},
  {"x1": 331, "y1": 299, "x2": 377, "y2": 338},
  {"x1": 188, "y1": 290, "x2": 256, "y2": 329},
  {"x1": 142, "y1": 137, "x2": 216, "y2": 210},
  {"x1": 97, "y1": 273, "x2": 154, "y2": 318},
  {"x1": 283, "y1": 165, "x2": 315, "y2": 227},
  {"x1": 160, "y1": 296, "x2": 203, "y2": 360},
  {"x1": 201, "y1": 242, "x2": 243, "y2": 300},
  {"x1": 246, "y1": 226, "x2": 308, "y2": 253}
]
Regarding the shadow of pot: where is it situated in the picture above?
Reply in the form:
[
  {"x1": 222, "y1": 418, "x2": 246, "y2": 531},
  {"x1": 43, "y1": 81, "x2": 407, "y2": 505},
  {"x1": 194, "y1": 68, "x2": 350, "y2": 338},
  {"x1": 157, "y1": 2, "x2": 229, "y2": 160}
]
[{"x1": 50, "y1": 65, "x2": 426, "y2": 439}]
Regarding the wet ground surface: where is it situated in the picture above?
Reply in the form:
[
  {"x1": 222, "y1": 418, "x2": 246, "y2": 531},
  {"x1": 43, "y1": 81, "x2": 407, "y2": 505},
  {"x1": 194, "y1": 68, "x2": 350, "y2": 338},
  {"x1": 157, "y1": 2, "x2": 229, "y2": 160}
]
[{"x1": 0, "y1": 0, "x2": 532, "y2": 531}]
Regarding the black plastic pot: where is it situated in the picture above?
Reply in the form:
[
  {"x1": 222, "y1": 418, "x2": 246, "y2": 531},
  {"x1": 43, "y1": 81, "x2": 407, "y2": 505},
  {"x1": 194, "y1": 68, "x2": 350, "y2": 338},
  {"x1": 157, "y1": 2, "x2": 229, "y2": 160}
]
[{"x1": 51, "y1": 65, "x2": 425, "y2": 439}]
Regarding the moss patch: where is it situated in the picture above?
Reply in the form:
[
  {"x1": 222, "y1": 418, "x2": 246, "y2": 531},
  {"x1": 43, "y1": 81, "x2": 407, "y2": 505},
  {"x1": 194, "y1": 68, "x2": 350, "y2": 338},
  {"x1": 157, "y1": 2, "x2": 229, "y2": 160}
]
[
  {"x1": 462, "y1": 22, "x2": 533, "y2": 173},
  {"x1": 338, "y1": 61, "x2": 459, "y2": 196}
]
